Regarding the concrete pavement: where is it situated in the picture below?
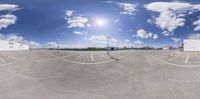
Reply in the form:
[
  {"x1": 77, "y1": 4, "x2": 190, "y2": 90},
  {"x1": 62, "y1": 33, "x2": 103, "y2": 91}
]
[{"x1": 0, "y1": 50, "x2": 200, "y2": 99}]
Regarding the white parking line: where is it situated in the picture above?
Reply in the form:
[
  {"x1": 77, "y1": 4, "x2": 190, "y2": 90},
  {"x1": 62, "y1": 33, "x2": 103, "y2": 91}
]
[
  {"x1": 62, "y1": 53, "x2": 76, "y2": 58},
  {"x1": 75, "y1": 53, "x2": 84, "y2": 60},
  {"x1": 90, "y1": 53, "x2": 94, "y2": 61},
  {"x1": 168, "y1": 54, "x2": 183, "y2": 62},
  {"x1": 7, "y1": 56, "x2": 17, "y2": 60},
  {"x1": 195, "y1": 53, "x2": 199, "y2": 58},
  {"x1": 160, "y1": 55, "x2": 170, "y2": 58},
  {"x1": 154, "y1": 53, "x2": 170, "y2": 56},
  {"x1": 48, "y1": 51, "x2": 128, "y2": 65},
  {"x1": 101, "y1": 54, "x2": 109, "y2": 59},
  {"x1": 185, "y1": 54, "x2": 189, "y2": 64},
  {"x1": 197, "y1": 52, "x2": 200, "y2": 58},
  {"x1": 151, "y1": 55, "x2": 200, "y2": 68},
  {"x1": 0, "y1": 58, "x2": 6, "y2": 63}
]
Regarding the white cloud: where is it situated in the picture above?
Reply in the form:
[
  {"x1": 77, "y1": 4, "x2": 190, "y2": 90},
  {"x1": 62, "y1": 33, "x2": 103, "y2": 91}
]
[
  {"x1": 73, "y1": 31, "x2": 85, "y2": 35},
  {"x1": 65, "y1": 10, "x2": 74, "y2": 17},
  {"x1": 134, "y1": 40, "x2": 143, "y2": 45},
  {"x1": 29, "y1": 41, "x2": 40, "y2": 48},
  {"x1": 147, "y1": 19, "x2": 154, "y2": 24},
  {"x1": 6, "y1": 34, "x2": 24, "y2": 42},
  {"x1": 117, "y1": 3, "x2": 138, "y2": 15},
  {"x1": 0, "y1": 33, "x2": 40, "y2": 48},
  {"x1": 145, "y1": 2, "x2": 200, "y2": 35},
  {"x1": 153, "y1": 34, "x2": 159, "y2": 39},
  {"x1": 64, "y1": 10, "x2": 90, "y2": 28},
  {"x1": 155, "y1": 11, "x2": 185, "y2": 34},
  {"x1": 29, "y1": 41, "x2": 39, "y2": 46},
  {"x1": 0, "y1": 14, "x2": 17, "y2": 30},
  {"x1": 45, "y1": 42, "x2": 57, "y2": 48},
  {"x1": 44, "y1": 42, "x2": 80, "y2": 48},
  {"x1": 187, "y1": 33, "x2": 200, "y2": 39},
  {"x1": 0, "y1": 4, "x2": 20, "y2": 11},
  {"x1": 86, "y1": 24, "x2": 91, "y2": 27},
  {"x1": 114, "y1": 19, "x2": 119, "y2": 23},
  {"x1": 162, "y1": 31, "x2": 173, "y2": 36},
  {"x1": 110, "y1": 38, "x2": 118, "y2": 42},
  {"x1": 66, "y1": 16, "x2": 89, "y2": 28},
  {"x1": 87, "y1": 35, "x2": 126, "y2": 48},
  {"x1": 88, "y1": 35, "x2": 118, "y2": 45},
  {"x1": 136, "y1": 29, "x2": 152, "y2": 39},
  {"x1": 193, "y1": 18, "x2": 200, "y2": 31},
  {"x1": 105, "y1": 1, "x2": 137, "y2": 15},
  {"x1": 0, "y1": 33, "x2": 27, "y2": 43},
  {"x1": 171, "y1": 37, "x2": 181, "y2": 43},
  {"x1": 124, "y1": 39, "x2": 130, "y2": 42},
  {"x1": 146, "y1": 2, "x2": 200, "y2": 12},
  {"x1": 88, "y1": 35, "x2": 107, "y2": 44},
  {"x1": 136, "y1": 29, "x2": 159, "y2": 39}
]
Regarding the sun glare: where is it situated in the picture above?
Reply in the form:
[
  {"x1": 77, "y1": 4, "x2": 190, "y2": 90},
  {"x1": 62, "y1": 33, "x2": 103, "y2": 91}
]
[{"x1": 94, "y1": 18, "x2": 108, "y2": 27}]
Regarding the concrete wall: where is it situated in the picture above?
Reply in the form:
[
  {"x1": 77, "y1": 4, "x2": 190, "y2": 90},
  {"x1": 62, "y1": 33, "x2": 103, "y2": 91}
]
[
  {"x1": 0, "y1": 40, "x2": 29, "y2": 51},
  {"x1": 183, "y1": 39, "x2": 200, "y2": 51}
]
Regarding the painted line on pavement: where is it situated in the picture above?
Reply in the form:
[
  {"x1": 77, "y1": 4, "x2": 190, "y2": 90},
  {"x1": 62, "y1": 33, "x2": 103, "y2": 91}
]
[
  {"x1": 90, "y1": 53, "x2": 94, "y2": 62},
  {"x1": 185, "y1": 54, "x2": 189, "y2": 64},
  {"x1": 47, "y1": 52, "x2": 128, "y2": 65},
  {"x1": 7, "y1": 56, "x2": 17, "y2": 60},
  {"x1": 168, "y1": 54, "x2": 183, "y2": 62},
  {"x1": 101, "y1": 54, "x2": 110, "y2": 59},
  {"x1": 0, "y1": 55, "x2": 30, "y2": 67},
  {"x1": 62, "y1": 53, "x2": 76, "y2": 58},
  {"x1": 151, "y1": 55, "x2": 200, "y2": 68},
  {"x1": 75, "y1": 53, "x2": 84, "y2": 60},
  {"x1": 0, "y1": 58, "x2": 6, "y2": 63}
]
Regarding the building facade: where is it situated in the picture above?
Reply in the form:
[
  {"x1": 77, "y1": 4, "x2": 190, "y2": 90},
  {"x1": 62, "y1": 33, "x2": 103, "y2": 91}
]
[
  {"x1": 183, "y1": 39, "x2": 200, "y2": 51},
  {"x1": 162, "y1": 46, "x2": 170, "y2": 50},
  {"x1": 0, "y1": 40, "x2": 29, "y2": 51}
]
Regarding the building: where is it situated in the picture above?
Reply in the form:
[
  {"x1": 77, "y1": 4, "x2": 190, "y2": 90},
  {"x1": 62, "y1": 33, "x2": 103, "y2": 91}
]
[
  {"x1": 107, "y1": 47, "x2": 117, "y2": 51},
  {"x1": 0, "y1": 40, "x2": 29, "y2": 51},
  {"x1": 183, "y1": 39, "x2": 200, "y2": 51},
  {"x1": 162, "y1": 46, "x2": 170, "y2": 50}
]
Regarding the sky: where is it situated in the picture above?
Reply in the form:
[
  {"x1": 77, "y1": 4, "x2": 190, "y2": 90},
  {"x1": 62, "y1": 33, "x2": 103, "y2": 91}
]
[{"x1": 0, "y1": 0, "x2": 200, "y2": 48}]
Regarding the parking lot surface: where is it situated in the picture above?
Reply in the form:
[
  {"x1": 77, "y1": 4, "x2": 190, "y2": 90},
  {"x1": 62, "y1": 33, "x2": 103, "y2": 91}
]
[{"x1": 1, "y1": 50, "x2": 200, "y2": 99}]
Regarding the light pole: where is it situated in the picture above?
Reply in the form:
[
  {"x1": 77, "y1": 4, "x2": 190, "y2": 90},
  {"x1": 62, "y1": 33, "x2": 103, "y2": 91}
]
[
  {"x1": 177, "y1": 41, "x2": 182, "y2": 51},
  {"x1": 171, "y1": 41, "x2": 181, "y2": 56},
  {"x1": 107, "y1": 36, "x2": 110, "y2": 54},
  {"x1": 57, "y1": 40, "x2": 60, "y2": 49},
  {"x1": 128, "y1": 41, "x2": 131, "y2": 49}
]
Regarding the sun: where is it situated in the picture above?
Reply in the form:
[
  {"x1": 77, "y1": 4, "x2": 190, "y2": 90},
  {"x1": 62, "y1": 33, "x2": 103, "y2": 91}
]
[{"x1": 94, "y1": 18, "x2": 108, "y2": 27}]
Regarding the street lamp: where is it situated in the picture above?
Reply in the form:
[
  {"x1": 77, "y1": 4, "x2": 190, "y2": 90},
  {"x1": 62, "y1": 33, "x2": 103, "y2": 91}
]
[
  {"x1": 57, "y1": 40, "x2": 60, "y2": 49},
  {"x1": 107, "y1": 36, "x2": 110, "y2": 54},
  {"x1": 171, "y1": 41, "x2": 181, "y2": 56}
]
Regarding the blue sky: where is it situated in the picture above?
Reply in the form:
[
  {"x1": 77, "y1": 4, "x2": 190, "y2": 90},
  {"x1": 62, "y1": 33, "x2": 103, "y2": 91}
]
[{"x1": 0, "y1": 0, "x2": 200, "y2": 48}]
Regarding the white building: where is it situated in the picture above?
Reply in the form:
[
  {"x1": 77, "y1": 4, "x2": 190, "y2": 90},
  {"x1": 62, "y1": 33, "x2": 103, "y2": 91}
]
[
  {"x1": 183, "y1": 39, "x2": 200, "y2": 51},
  {"x1": 0, "y1": 40, "x2": 29, "y2": 51},
  {"x1": 162, "y1": 46, "x2": 170, "y2": 50}
]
